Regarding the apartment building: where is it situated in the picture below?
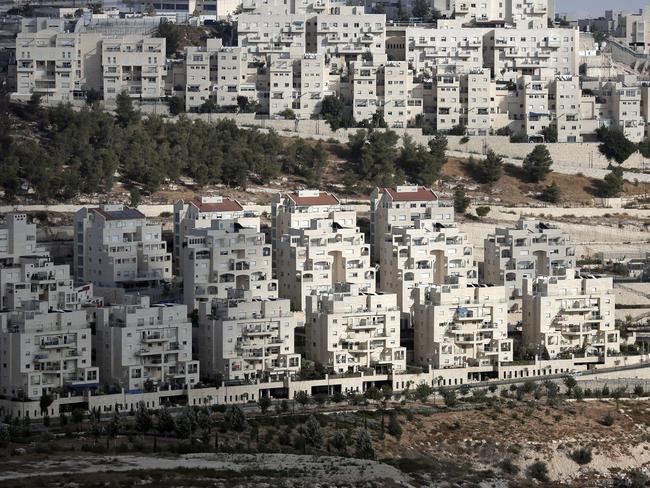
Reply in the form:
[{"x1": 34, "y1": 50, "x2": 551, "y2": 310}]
[
  {"x1": 73, "y1": 205, "x2": 172, "y2": 289},
  {"x1": 370, "y1": 186, "x2": 454, "y2": 263},
  {"x1": 452, "y1": 0, "x2": 550, "y2": 28},
  {"x1": 522, "y1": 269, "x2": 620, "y2": 359},
  {"x1": 0, "y1": 256, "x2": 95, "y2": 311},
  {"x1": 464, "y1": 68, "x2": 492, "y2": 134},
  {"x1": 615, "y1": 7, "x2": 650, "y2": 54},
  {"x1": 197, "y1": 290, "x2": 300, "y2": 381},
  {"x1": 350, "y1": 59, "x2": 380, "y2": 122},
  {"x1": 296, "y1": 53, "x2": 331, "y2": 118},
  {"x1": 379, "y1": 218, "x2": 476, "y2": 314},
  {"x1": 92, "y1": 295, "x2": 198, "y2": 391},
  {"x1": 0, "y1": 213, "x2": 43, "y2": 266},
  {"x1": 488, "y1": 28, "x2": 580, "y2": 80},
  {"x1": 214, "y1": 47, "x2": 256, "y2": 108},
  {"x1": 181, "y1": 217, "x2": 276, "y2": 310},
  {"x1": 381, "y1": 61, "x2": 416, "y2": 128},
  {"x1": 0, "y1": 301, "x2": 98, "y2": 400},
  {"x1": 102, "y1": 35, "x2": 166, "y2": 101},
  {"x1": 413, "y1": 278, "x2": 512, "y2": 369},
  {"x1": 185, "y1": 39, "x2": 222, "y2": 111},
  {"x1": 173, "y1": 196, "x2": 248, "y2": 276},
  {"x1": 599, "y1": 75, "x2": 645, "y2": 142},
  {"x1": 305, "y1": 283, "x2": 406, "y2": 373},
  {"x1": 550, "y1": 75, "x2": 582, "y2": 142},
  {"x1": 484, "y1": 219, "x2": 576, "y2": 299},
  {"x1": 312, "y1": 6, "x2": 386, "y2": 61},
  {"x1": 237, "y1": 13, "x2": 307, "y2": 58},
  {"x1": 268, "y1": 53, "x2": 296, "y2": 116},
  {"x1": 14, "y1": 18, "x2": 102, "y2": 102},
  {"x1": 276, "y1": 210, "x2": 375, "y2": 311},
  {"x1": 271, "y1": 189, "x2": 342, "y2": 260}
]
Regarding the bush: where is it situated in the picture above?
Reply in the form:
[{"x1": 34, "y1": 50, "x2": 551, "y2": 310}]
[
  {"x1": 476, "y1": 206, "x2": 491, "y2": 218},
  {"x1": 571, "y1": 447, "x2": 593, "y2": 465},
  {"x1": 634, "y1": 385, "x2": 644, "y2": 397},
  {"x1": 601, "y1": 412, "x2": 615, "y2": 426},
  {"x1": 459, "y1": 135, "x2": 470, "y2": 144},
  {"x1": 527, "y1": 461, "x2": 550, "y2": 482},
  {"x1": 499, "y1": 458, "x2": 520, "y2": 475},
  {"x1": 453, "y1": 185, "x2": 471, "y2": 214}
]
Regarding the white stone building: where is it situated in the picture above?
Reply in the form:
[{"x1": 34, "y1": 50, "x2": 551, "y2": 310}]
[
  {"x1": 197, "y1": 290, "x2": 300, "y2": 381},
  {"x1": 413, "y1": 278, "x2": 512, "y2": 368},
  {"x1": 0, "y1": 301, "x2": 98, "y2": 401},
  {"x1": 0, "y1": 213, "x2": 43, "y2": 266},
  {"x1": 483, "y1": 219, "x2": 576, "y2": 299},
  {"x1": 185, "y1": 39, "x2": 222, "y2": 111},
  {"x1": 305, "y1": 283, "x2": 406, "y2": 373},
  {"x1": 522, "y1": 269, "x2": 620, "y2": 359},
  {"x1": 73, "y1": 205, "x2": 172, "y2": 289},
  {"x1": 92, "y1": 295, "x2": 198, "y2": 391}
]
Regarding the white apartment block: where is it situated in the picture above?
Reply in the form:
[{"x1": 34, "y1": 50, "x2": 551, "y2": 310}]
[
  {"x1": 379, "y1": 219, "x2": 476, "y2": 314},
  {"x1": 173, "y1": 196, "x2": 247, "y2": 276},
  {"x1": 93, "y1": 296, "x2": 198, "y2": 391},
  {"x1": 102, "y1": 35, "x2": 166, "y2": 101},
  {"x1": 599, "y1": 75, "x2": 645, "y2": 142},
  {"x1": 0, "y1": 256, "x2": 95, "y2": 312},
  {"x1": 615, "y1": 7, "x2": 650, "y2": 54},
  {"x1": 484, "y1": 219, "x2": 576, "y2": 299},
  {"x1": 435, "y1": 71, "x2": 462, "y2": 131},
  {"x1": 74, "y1": 205, "x2": 172, "y2": 289},
  {"x1": 413, "y1": 278, "x2": 512, "y2": 369},
  {"x1": 464, "y1": 69, "x2": 492, "y2": 134},
  {"x1": 214, "y1": 47, "x2": 259, "y2": 108},
  {"x1": 185, "y1": 39, "x2": 222, "y2": 111},
  {"x1": 0, "y1": 213, "x2": 43, "y2": 267},
  {"x1": 181, "y1": 217, "x2": 276, "y2": 310},
  {"x1": 305, "y1": 284, "x2": 406, "y2": 373},
  {"x1": 0, "y1": 301, "x2": 98, "y2": 400},
  {"x1": 350, "y1": 59, "x2": 380, "y2": 122},
  {"x1": 452, "y1": 0, "x2": 550, "y2": 28},
  {"x1": 14, "y1": 18, "x2": 102, "y2": 102},
  {"x1": 313, "y1": 6, "x2": 386, "y2": 60},
  {"x1": 237, "y1": 13, "x2": 307, "y2": 58},
  {"x1": 296, "y1": 53, "x2": 331, "y2": 118},
  {"x1": 268, "y1": 53, "x2": 296, "y2": 116},
  {"x1": 550, "y1": 75, "x2": 582, "y2": 142},
  {"x1": 370, "y1": 186, "x2": 454, "y2": 263},
  {"x1": 271, "y1": 190, "x2": 342, "y2": 260},
  {"x1": 197, "y1": 290, "x2": 300, "y2": 381},
  {"x1": 277, "y1": 210, "x2": 375, "y2": 311},
  {"x1": 522, "y1": 269, "x2": 620, "y2": 359},
  {"x1": 381, "y1": 61, "x2": 415, "y2": 128}
]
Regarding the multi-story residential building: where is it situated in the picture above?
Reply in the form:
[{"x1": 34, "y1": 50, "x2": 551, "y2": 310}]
[
  {"x1": 599, "y1": 75, "x2": 645, "y2": 142},
  {"x1": 435, "y1": 70, "x2": 462, "y2": 131},
  {"x1": 271, "y1": 190, "x2": 342, "y2": 261},
  {"x1": 173, "y1": 196, "x2": 248, "y2": 276},
  {"x1": 14, "y1": 18, "x2": 102, "y2": 102},
  {"x1": 268, "y1": 53, "x2": 295, "y2": 116},
  {"x1": 197, "y1": 290, "x2": 300, "y2": 381},
  {"x1": 550, "y1": 74, "x2": 582, "y2": 142},
  {"x1": 521, "y1": 74, "x2": 552, "y2": 139},
  {"x1": 312, "y1": 6, "x2": 386, "y2": 61},
  {"x1": 370, "y1": 186, "x2": 454, "y2": 263},
  {"x1": 0, "y1": 213, "x2": 43, "y2": 266},
  {"x1": 350, "y1": 59, "x2": 380, "y2": 122},
  {"x1": 0, "y1": 256, "x2": 95, "y2": 311},
  {"x1": 276, "y1": 210, "x2": 375, "y2": 311},
  {"x1": 381, "y1": 61, "x2": 413, "y2": 128},
  {"x1": 237, "y1": 13, "x2": 307, "y2": 58},
  {"x1": 615, "y1": 7, "x2": 650, "y2": 54},
  {"x1": 484, "y1": 219, "x2": 576, "y2": 299},
  {"x1": 0, "y1": 301, "x2": 98, "y2": 400},
  {"x1": 464, "y1": 68, "x2": 492, "y2": 134},
  {"x1": 413, "y1": 277, "x2": 512, "y2": 368},
  {"x1": 488, "y1": 28, "x2": 580, "y2": 80},
  {"x1": 92, "y1": 295, "x2": 198, "y2": 391},
  {"x1": 73, "y1": 205, "x2": 172, "y2": 289},
  {"x1": 102, "y1": 35, "x2": 166, "y2": 101},
  {"x1": 296, "y1": 53, "x2": 331, "y2": 118},
  {"x1": 181, "y1": 217, "x2": 276, "y2": 310},
  {"x1": 379, "y1": 218, "x2": 476, "y2": 314},
  {"x1": 452, "y1": 0, "x2": 550, "y2": 28},
  {"x1": 522, "y1": 269, "x2": 620, "y2": 359},
  {"x1": 305, "y1": 283, "x2": 406, "y2": 373},
  {"x1": 185, "y1": 39, "x2": 221, "y2": 111},
  {"x1": 214, "y1": 47, "x2": 257, "y2": 108}
]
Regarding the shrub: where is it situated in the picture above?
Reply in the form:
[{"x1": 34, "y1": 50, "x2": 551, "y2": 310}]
[
  {"x1": 634, "y1": 384, "x2": 644, "y2": 397},
  {"x1": 476, "y1": 206, "x2": 491, "y2": 218},
  {"x1": 601, "y1": 412, "x2": 615, "y2": 426},
  {"x1": 499, "y1": 458, "x2": 520, "y2": 475},
  {"x1": 527, "y1": 461, "x2": 550, "y2": 482},
  {"x1": 387, "y1": 414, "x2": 402, "y2": 440},
  {"x1": 571, "y1": 447, "x2": 593, "y2": 465}
]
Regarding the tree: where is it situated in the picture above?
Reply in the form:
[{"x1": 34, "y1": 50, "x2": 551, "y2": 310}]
[
  {"x1": 321, "y1": 95, "x2": 348, "y2": 130},
  {"x1": 355, "y1": 430, "x2": 375, "y2": 459},
  {"x1": 115, "y1": 91, "x2": 139, "y2": 127},
  {"x1": 331, "y1": 431, "x2": 348, "y2": 453},
  {"x1": 0, "y1": 425, "x2": 10, "y2": 448},
  {"x1": 387, "y1": 414, "x2": 402, "y2": 440},
  {"x1": 348, "y1": 129, "x2": 402, "y2": 186},
  {"x1": 85, "y1": 88, "x2": 102, "y2": 105},
  {"x1": 294, "y1": 390, "x2": 310, "y2": 409},
  {"x1": 476, "y1": 206, "x2": 491, "y2": 218},
  {"x1": 27, "y1": 93, "x2": 43, "y2": 120},
  {"x1": 157, "y1": 19, "x2": 179, "y2": 57},
  {"x1": 107, "y1": 411, "x2": 121, "y2": 447},
  {"x1": 399, "y1": 134, "x2": 445, "y2": 185},
  {"x1": 441, "y1": 388, "x2": 458, "y2": 408},
  {"x1": 72, "y1": 408, "x2": 85, "y2": 427},
  {"x1": 602, "y1": 166, "x2": 625, "y2": 198},
  {"x1": 563, "y1": 375, "x2": 577, "y2": 394},
  {"x1": 225, "y1": 405, "x2": 246, "y2": 432},
  {"x1": 453, "y1": 185, "x2": 471, "y2": 214},
  {"x1": 522, "y1": 145, "x2": 553, "y2": 182},
  {"x1": 168, "y1": 96, "x2": 184, "y2": 116},
  {"x1": 448, "y1": 123, "x2": 467, "y2": 136},
  {"x1": 472, "y1": 150, "x2": 503, "y2": 184},
  {"x1": 541, "y1": 181, "x2": 561, "y2": 203},
  {"x1": 135, "y1": 402, "x2": 153, "y2": 437},
  {"x1": 541, "y1": 125, "x2": 558, "y2": 143},
  {"x1": 155, "y1": 407, "x2": 175, "y2": 434},
  {"x1": 571, "y1": 447, "x2": 592, "y2": 465},
  {"x1": 303, "y1": 415, "x2": 323, "y2": 448},
  {"x1": 364, "y1": 386, "x2": 383, "y2": 402},
  {"x1": 278, "y1": 108, "x2": 296, "y2": 120},
  {"x1": 381, "y1": 385, "x2": 393, "y2": 401},
  {"x1": 39, "y1": 392, "x2": 53, "y2": 416},
  {"x1": 175, "y1": 408, "x2": 197, "y2": 440},
  {"x1": 258, "y1": 396, "x2": 272, "y2": 414},
  {"x1": 596, "y1": 126, "x2": 636, "y2": 164},
  {"x1": 414, "y1": 383, "x2": 433, "y2": 403}
]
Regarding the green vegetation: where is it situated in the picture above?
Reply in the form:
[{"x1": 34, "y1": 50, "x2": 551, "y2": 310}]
[
  {"x1": 522, "y1": 144, "x2": 553, "y2": 182},
  {"x1": 571, "y1": 447, "x2": 592, "y2": 465},
  {"x1": 475, "y1": 206, "x2": 491, "y2": 218},
  {"x1": 453, "y1": 185, "x2": 471, "y2": 214},
  {"x1": 596, "y1": 126, "x2": 637, "y2": 164},
  {"x1": 527, "y1": 460, "x2": 549, "y2": 482},
  {"x1": 601, "y1": 166, "x2": 625, "y2": 198},
  {"x1": 470, "y1": 150, "x2": 503, "y2": 184},
  {"x1": 283, "y1": 139, "x2": 328, "y2": 187},
  {"x1": 157, "y1": 19, "x2": 180, "y2": 57},
  {"x1": 540, "y1": 181, "x2": 561, "y2": 203}
]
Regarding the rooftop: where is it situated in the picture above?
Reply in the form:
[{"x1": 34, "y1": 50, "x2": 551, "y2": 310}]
[
  {"x1": 383, "y1": 186, "x2": 438, "y2": 202},
  {"x1": 189, "y1": 197, "x2": 244, "y2": 213},
  {"x1": 285, "y1": 190, "x2": 340, "y2": 206},
  {"x1": 91, "y1": 207, "x2": 145, "y2": 221}
]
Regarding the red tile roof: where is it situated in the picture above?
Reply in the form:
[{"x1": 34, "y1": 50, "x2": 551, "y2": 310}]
[
  {"x1": 383, "y1": 187, "x2": 437, "y2": 202},
  {"x1": 285, "y1": 191, "x2": 339, "y2": 206},
  {"x1": 189, "y1": 198, "x2": 244, "y2": 212}
]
